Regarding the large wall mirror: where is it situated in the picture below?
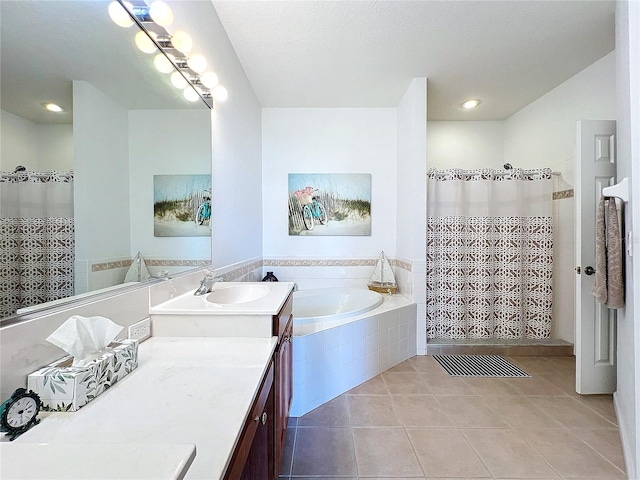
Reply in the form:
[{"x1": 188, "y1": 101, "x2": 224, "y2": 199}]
[{"x1": 0, "y1": 0, "x2": 212, "y2": 322}]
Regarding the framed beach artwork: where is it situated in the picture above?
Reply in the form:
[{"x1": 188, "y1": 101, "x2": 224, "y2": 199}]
[
  {"x1": 153, "y1": 174, "x2": 211, "y2": 237},
  {"x1": 288, "y1": 173, "x2": 371, "y2": 236}
]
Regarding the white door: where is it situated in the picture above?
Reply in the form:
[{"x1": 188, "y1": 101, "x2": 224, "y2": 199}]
[{"x1": 575, "y1": 120, "x2": 617, "y2": 394}]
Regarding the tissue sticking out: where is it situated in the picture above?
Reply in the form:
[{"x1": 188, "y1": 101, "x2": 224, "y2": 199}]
[{"x1": 46, "y1": 315, "x2": 123, "y2": 367}]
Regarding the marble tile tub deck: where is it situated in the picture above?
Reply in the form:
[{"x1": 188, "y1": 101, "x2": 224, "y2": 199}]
[{"x1": 280, "y1": 355, "x2": 625, "y2": 480}]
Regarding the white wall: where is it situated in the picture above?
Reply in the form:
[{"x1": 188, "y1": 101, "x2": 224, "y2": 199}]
[
  {"x1": 614, "y1": 1, "x2": 640, "y2": 477},
  {"x1": 168, "y1": 1, "x2": 264, "y2": 271},
  {"x1": 0, "y1": 110, "x2": 72, "y2": 171},
  {"x1": 504, "y1": 51, "x2": 617, "y2": 182},
  {"x1": 128, "y1": 109, "x2": 211, "y2": 261},
  {"x1": 397, "y1": 78, "x2": 427, "y2": 353},
  {"x1": 262, "y1": 108, "x2": 397, "y2": 259},
  {"x1": 73, "y1": 81, "x2": 131, "y2": 263},
  {"x1": 427, "y1": 121, "x2": 504, "y2": 169}
]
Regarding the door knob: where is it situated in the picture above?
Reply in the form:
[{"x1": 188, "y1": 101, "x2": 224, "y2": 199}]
[{"x1": 584, "y1": 266, "x2": 596, "y2": 276}]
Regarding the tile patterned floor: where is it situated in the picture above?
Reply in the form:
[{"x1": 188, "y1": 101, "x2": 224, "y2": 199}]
[{"x1": 279, "y1": 355, "x2": 626, "y2": 480}]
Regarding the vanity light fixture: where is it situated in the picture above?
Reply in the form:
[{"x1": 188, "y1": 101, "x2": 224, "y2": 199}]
[
  {"x1": 108, "y1": 0, "x2": 229, "y2": 105},
  {"x1": 108, "y1": 1, "x2": 134, "y2": 27},
  {"x1": 186, "y1": 54, "x2": 207, "y2": 74},
  {"x1": 154, "y1": 52, "x2": 175, "y2": 73},
  {"x1": 461, "y1": 99, "x2": 481, "y2": 109},
  {"x1": 135, "y1": 30, "x2": 157, "y2": 53},
  {"x1": 200, "y1": 71, "x2": 219, "y2": 89},
  {"x1": 170, "y1": 31, "x2": 193, "y2": 54},
  {"x1": 42, "y1": 103, "x2": 65, "y2": 113},
  {"x1": 183, "y1": 86, "x2": 200, "y2": 102},
  {"x1": 148, "y1": 1, "x2": 173, "y2": 27}
]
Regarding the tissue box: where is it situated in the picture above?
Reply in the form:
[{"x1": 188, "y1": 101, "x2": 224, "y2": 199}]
[{"x1": 27, "y1": 339, "x2": 139, "y2": 412}]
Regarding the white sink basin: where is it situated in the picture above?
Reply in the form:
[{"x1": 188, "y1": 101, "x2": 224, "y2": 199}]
[{"x1": 206, "y1": 284, "x2": 271, "y2": 304}]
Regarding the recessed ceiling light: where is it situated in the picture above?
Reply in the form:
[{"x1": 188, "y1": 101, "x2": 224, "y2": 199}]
[
  {"x1": 461, "y1": 99, "x2": 481, "y2": 109},
  {"x1": 42, "y1": 103, "x2": 65, "y2": 113}
]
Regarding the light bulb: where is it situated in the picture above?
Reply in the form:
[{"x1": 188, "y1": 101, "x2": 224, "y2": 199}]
[
  {"x1": 200, "y1": 71, "x2": 219, "y2": 89},
  {"x1": 43, "y1": 103, "x2": 64, "y2": 113},
  {"x1": 171, "y1": 31, "x2": 193, "y2": 54},
  {"x1": 154, "y1": 53, "x2": 175, "y2": 73},
  {"x1": 149, "y1": 1, "x2": 173, "y2": 27},
  {"x1": 135, "y1": 30, "x2": 157, "y2": 54},
  {"x1": 171, "y1": 71, "x2": 188, "y2": 89},
  {"x1": 183, "y1": 86, "x2": 200, "y2": 102},
  {"x1": 212, "y1": 85, "x2": 228, "y2": 102},
  {"x1": 108, "y1": 1, "x2": 134, "y2": 27},
  {"x1": 187, "y1": 54, "x2": 207, "y2": 74},
  {"x1": 461, "y1": 99, "x2": 481, "y2": 109}
]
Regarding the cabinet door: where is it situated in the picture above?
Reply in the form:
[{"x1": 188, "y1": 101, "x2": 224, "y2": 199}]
[{"x1": 274, "y1": 315, "x2": 293, "y2": 476}]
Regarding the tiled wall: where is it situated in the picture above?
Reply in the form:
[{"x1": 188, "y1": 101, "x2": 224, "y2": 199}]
[{"x1": 291, "y1": 301, "x2": 417, "y2": 417}]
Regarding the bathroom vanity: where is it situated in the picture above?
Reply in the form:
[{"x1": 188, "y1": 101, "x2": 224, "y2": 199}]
[{"x1": 4, "y1": 282, "x2": 295, "y2": 480}]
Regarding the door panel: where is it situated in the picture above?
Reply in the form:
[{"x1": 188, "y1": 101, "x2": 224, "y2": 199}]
[{"x1": 575, "y1": 120, "x2": 617, "y2": 394}]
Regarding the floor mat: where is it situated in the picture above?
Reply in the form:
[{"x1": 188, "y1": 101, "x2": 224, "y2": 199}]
[{"x1": 433, "y1": 354, "x2": 531, "y2": 377}]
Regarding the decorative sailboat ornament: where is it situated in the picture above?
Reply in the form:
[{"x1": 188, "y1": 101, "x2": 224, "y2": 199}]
[
  {"x1": 367, "y1": 251, "x2": 397, "y2": 294},
  {"x1": 124, "y1": 251, "x2": 151, "y2": 283}
]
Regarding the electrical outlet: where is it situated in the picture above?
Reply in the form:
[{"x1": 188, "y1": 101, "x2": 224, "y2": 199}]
[{"x1": 128, "y1": 318, "x2": 151, "y2": 341}]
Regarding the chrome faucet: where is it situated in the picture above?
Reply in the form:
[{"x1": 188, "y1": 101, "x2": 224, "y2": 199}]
[{"x1": 194, "y1": 274, "x2": 221, "y2": 296}]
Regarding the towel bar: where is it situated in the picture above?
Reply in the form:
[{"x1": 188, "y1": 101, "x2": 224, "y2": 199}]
[{"x1": 602, "y1": 177, "x2": 629, "y2": 203}]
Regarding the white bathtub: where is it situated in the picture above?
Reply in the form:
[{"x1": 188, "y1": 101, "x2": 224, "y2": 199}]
[
  {"x1": 293, "y1": 287, "x2": 383, "y2": 324},
  {"x1": 289, "y1": 287, "x2": 417, "y2": 417}
]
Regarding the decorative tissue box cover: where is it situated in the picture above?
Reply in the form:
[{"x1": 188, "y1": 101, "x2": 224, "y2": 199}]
[{"x1": 27, "y1": 339, "x2": 139, "y2": 412}]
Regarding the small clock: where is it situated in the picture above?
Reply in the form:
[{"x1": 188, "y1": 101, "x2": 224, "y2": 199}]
[{"x1": 0, "y1": 388, "x2": 41, "y2": 441}]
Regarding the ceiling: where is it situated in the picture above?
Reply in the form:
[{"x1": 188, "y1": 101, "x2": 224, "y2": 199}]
[{"x1": 212, "y1": 0, "x2": 616, "y2": 120}]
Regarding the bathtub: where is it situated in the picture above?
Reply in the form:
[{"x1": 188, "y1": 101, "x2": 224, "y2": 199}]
[
  {"x1": 289, "y1": 286, "x2": 417, "y2": 417},
  {"x1": 293, "y1": 287, "x2": 383, "y2": 324}
]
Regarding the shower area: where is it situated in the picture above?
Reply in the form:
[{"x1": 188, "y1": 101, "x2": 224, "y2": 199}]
[
  {"x1": 425, "y1": 165, "x2": 567, "y2": 350},
  {"x1": 0, "y1": 168, "x2": 75, "y2": 318}
]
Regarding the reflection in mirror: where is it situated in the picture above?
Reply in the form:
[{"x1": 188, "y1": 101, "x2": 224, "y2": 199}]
[{"x1": 0, "y1": 1, "x2": 212, "y2": 321}]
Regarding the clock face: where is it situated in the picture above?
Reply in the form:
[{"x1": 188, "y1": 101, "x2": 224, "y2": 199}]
[{"x1": 6, "y1": 397, "x2": 38, "y2": 428}]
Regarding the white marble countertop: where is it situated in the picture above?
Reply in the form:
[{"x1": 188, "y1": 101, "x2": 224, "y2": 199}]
[
  {"x1": 4, "y1": 336, "x2": 278, "y2": 480},
  {"x1": 0, "y1": 443, "x2": 196, "y2": 479}
]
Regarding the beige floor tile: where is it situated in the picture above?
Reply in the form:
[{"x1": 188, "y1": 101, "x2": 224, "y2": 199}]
[
  {"x1": 538, "y1": 372, "x2": 580, "y2": 397},
  {"x1": 385, "y1": 359, "x2": 418, "y2": 373},
  {"x1": 572, "y1": 428, "x2": 627, "y2": 472},
  {"x1": 346, "y1": 374, "x2": 389, "y2": 395},
  {"x1": 528, "y1": 396, "x2": 618, "y2": 429},
  {"x1": 483, "y1": 396, "x2": 564, "y2": 428},
  {"x1": 505, "y1": 376, "x2": 570, "y2": 396},
  {"x1": 382, "y1": 371, "x2": 433, "y2": 394},
  {"x1": 298, "y1": 395, "x2": 349, "y2": 427},
  {"x1": 421, "y1": 374, "x2": 477, "y2": 396},
  {"x1": 279, "y1": 425, "x2": 296, "y2": 476},
  {"x1": 463, "y1": 377, "x2": 522, "y2": 396},
  {"x1": 437, "y1": 396, "x2": 509, "y2": 428},
  {"x1": 517, "y1": 428, "x2": 626, "y2": 478},
  {"x1": 409, "y1": 355, "x2": 450, "y2": 375},
  {"x1": 407, "y1": 428, "x2": 491, "y2": 478},
  {"x1": 291, "y1": 427, "x2": 356, "y2": 476},
  {"x1": 347, "y1": 395, "x2": 403, "y2": 426},
  {"x1": 392, "y1": 395, "x2": 454, "y2": 427},
  {"x1": 462, "y1": 428, "x2": 559, "y2": 478},
  {"x1": 351, "y1": 427, "x2": 423, "y2": 477},
  {"x1": 576, "y1": 394, "x2": 618, "y2": 425},
  {"x1": 507, "y1": 356, "x2": 557, "y2": 374}
]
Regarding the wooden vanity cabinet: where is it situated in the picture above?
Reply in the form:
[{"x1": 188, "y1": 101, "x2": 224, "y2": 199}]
[
  {"x1": 224, "y1": 362, "x2": 274, "y2": 480},
  {"x1": 273, "y1": 293, "x2": 293, "y2": 477},
  {"x1": 224, "y1": 290, "x2": 294, "y2": 480}
]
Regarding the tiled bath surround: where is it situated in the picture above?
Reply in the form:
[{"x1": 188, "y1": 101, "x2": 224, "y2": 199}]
[{"x1": 291, "y1": 298, "x2": 417, "y2": 417}]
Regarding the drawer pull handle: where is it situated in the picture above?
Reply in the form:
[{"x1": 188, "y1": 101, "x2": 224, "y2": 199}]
[{"x1": 253, "y1": 412, "x2": 268, "y2": 425}]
